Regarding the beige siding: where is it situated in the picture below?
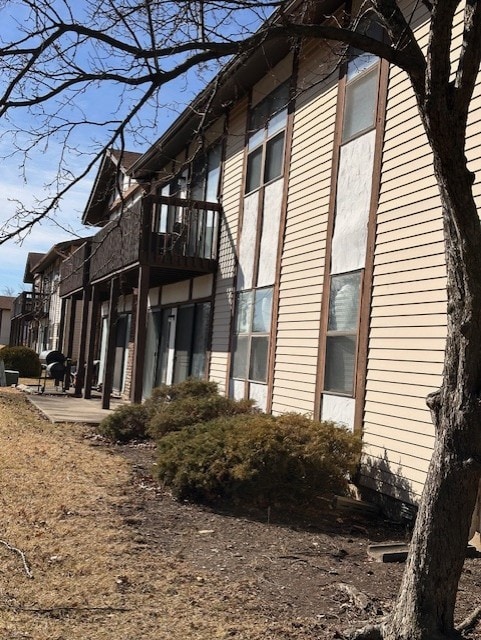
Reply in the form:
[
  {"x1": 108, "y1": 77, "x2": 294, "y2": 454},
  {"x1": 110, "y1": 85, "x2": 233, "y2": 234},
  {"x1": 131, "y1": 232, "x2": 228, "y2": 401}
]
[
  {"x1": 359, "y1": 10, "x2": 447, "y2": 501},
  {"x1": 359, "y1": 1, "x2": 481, "y2": 506},
  {"x1": 271, "y1": 41, "x2": 339, "y2": 415},
  {"x1": 209, "y1": 100, "x2": 247, "y2": 392}
]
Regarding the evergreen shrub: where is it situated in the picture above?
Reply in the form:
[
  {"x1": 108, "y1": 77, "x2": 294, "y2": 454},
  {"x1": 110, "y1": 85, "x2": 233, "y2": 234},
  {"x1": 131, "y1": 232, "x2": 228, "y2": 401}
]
[
  {"x1": 0, "y1": 346, "x2": 41, "y2": 377},
  {"x1": 155, "y1": 412, "x2": 362, "y2": 506},
  {"x1": 97, "y1": 403, "x2": 150, "y2": 442},
  {"x1": 147, "y1": 393, "x2": 255, "y2": 439},
  {"x1": 97, "y1": 378, "x2": 253, "y2": 443}
]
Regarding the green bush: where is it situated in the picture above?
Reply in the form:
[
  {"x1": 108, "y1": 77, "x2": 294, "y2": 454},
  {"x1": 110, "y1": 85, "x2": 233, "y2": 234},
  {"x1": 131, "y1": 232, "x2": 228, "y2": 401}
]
[
  {"x1": 143, "y1": 378, "x2": 219, "y2": 414},
  {"x1": 96, "y1": 378, "x2": 249, "y2": 443},
  {"x1": 0, "y1": 346, "x2": 41, "y2": 377},
  {"x1": 97, "y1": 403, "x2": 150, "y2": 442},
  {"x1": 147, "y1": 393, "x2": 255, "y2": 439},
  {"x1": 155, "y1": 413, "x2": 362, "y2": 506}
]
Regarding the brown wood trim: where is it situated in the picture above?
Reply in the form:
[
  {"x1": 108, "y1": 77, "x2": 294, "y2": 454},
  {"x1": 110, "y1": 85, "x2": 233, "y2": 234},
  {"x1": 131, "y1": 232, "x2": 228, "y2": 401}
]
[
  {"x1": 149, "y1": 194, "x2": 223, "y2": 212},
  {"x1": 353, "y1": 57, "x2": 390, "y2": 434},
  {"x1": 266, "y1": 50, "x2": 299, "y2": 414},
  {"x1": 66, "y1": 297, "x2": 77, "y2": 359},
  {"x1": 314, "y1": 68, "x2": 348, "y2": 420},
  {"x1": 102, "y1": 277, "x2": 119, "y2": 410},
  {"x1": 58, "y1": 298, "x2": 67, "y2": 353},
  {"x1": 132, "y1": 265, "x2": 150, "y2": 403}
]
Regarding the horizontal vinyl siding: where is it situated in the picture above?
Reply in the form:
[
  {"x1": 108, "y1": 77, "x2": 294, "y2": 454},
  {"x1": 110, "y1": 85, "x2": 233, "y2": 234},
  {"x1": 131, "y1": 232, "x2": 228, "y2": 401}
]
[
  {"x1": 362, "y1": 0, "x2": 480, "y2": 506},
  {"x1": 359, "y1": 17, "x2": 447, "y2": 504},
  {"x1": 271, "y1": 40, "x2": 338, "y2": 415},
  {"x1": 209, "y1": 101, "x2": 246, "y2": 392}
]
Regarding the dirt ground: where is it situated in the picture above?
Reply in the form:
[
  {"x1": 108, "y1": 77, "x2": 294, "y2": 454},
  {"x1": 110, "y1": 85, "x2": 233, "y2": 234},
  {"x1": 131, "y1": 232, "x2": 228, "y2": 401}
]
[{"x1": 2, "y1": 387, "x2": 481, "y2": 639}]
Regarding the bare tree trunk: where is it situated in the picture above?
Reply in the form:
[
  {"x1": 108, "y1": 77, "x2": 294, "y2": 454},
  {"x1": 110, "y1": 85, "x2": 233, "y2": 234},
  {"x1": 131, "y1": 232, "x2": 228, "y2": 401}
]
[{"x1": 382, "y1": 133, "x2": 481, "y2": 639}]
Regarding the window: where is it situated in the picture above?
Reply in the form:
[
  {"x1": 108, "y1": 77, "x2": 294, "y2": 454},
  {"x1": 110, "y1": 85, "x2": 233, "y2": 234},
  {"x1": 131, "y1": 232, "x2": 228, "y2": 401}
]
[
  {"x1": 245, "y1": 83, "x2": 289, "y2": 193},
  {"x1": 190, "y1": 145, "x2": 221, "y2": 258},
  {"x1": 155, "y1": 302, "x2": 212, "y2": 386},
  {"x1": 342, "y1": 20, "x2": 382, "y2": 142},
  {"x1": 342, "y1": 67, "x2": 379, "y2": 141},
  {"x1": 191, "y1": 144, "x2": 221, "y2": 202},
  {"x1": 324, "y1": 272, "x2": 362, "y2": 395},
  {"x1": 232, "y1": 287, "x2": 273, "y2": 383},
  {"x1": 156, "y1": 145, "x2": 221, "y2": 259}
]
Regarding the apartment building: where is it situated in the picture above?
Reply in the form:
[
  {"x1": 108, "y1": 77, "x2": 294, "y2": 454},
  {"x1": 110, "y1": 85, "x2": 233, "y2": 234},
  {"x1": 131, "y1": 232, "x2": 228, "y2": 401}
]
[{"x1": 57, "y1": 1, "x2": 473, "y2": 514}]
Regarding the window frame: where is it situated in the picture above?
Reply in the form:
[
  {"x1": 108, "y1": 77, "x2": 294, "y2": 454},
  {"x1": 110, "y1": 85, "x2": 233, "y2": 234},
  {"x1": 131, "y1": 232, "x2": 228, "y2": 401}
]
[
  {"x1": 244, "y1": 83, "x2": 289, "y2": 195},
  {"x1": 323, "y1": 270, "x2": 363, "y2": 397},
  {"x1": 231, "y1": 286, "x2": 273, "y2": 384},
  {"x1": 341, "y1": 62, "x2": 380, "y2": 144}
]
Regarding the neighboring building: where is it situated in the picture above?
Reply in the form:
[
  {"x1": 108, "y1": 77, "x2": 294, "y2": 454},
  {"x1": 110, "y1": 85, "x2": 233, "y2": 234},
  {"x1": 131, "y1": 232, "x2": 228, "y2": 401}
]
[
  {"x1": 10, "y1": 252, "x2": 46, "y2": 349},
  {"x1": 0, "y1": 296, "x2": 14, "y2": 346},
  {"x1": 11, "y1": 243, "x2": 85, "y2": 356},
  {"x1": 58, "y1": 1, "x2": 471, "y2": 515}
]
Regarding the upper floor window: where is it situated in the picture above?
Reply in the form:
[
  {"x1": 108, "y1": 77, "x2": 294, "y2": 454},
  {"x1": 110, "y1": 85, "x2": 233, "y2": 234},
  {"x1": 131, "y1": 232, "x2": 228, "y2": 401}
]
[
  {"x1": 342, "y1": 20, "x2": 383, "y2": 143},
  {"x1": 191, "y1": 144, "x2": 222, "y2": 203},
  {"x1": 245, "y1": 83, "x2": 289, "y2": 194}
]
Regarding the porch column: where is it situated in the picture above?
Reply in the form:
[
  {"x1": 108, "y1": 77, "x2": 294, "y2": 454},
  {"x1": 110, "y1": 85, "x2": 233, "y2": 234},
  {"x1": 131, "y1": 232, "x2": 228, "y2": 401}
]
[
  {"x1": 84, "y1": 284, "x2": 101, "y2": 400},
  {"x1": 73, "y1": 285, "x2": 92, "y2": 397},
  {"x1": 132, "y1": 265, "x2": 150, "y2": 404},
  {"x1": 102, "y1": 277, "x2": 119, "y2": 410},
  {"x1": 66, "y1": 297, "x2": 77, "y2": 359},
  {"x1": 58, "y1": 298, "x2": 67, "y2": 354}
]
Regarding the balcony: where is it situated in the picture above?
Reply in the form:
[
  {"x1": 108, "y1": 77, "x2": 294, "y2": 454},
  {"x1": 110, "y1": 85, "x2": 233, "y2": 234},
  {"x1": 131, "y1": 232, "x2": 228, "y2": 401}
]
[
  {"x1": 60, "y1": 241, "x2": 91, "y2": 297},
  {"x1": 89, "y1": 195, "x2": 221, "y2": 284},
  {"x1": 11, "y1": 292, "x2": 34, "y2": 319}
]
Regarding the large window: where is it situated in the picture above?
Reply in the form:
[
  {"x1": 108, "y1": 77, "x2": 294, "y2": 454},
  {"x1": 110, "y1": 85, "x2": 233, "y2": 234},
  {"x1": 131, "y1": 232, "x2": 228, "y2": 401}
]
[
  {"x1": 232, "y1": 287, "x2": 273, "y2": 383},
  {"x1": 155, "y1": 301, "x2": 212, "y2": 387},
  {"x1": 324, "y1": 272, "x2": 362, "y2": 395},
  {"x1": 245, "y1": 84, "x2": 289, "y2": 193}
]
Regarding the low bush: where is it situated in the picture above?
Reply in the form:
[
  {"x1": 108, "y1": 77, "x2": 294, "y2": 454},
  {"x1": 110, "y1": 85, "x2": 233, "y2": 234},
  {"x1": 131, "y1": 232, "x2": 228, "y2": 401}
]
[
  {"x1": 0, "y1": 346, "x2": 41, "y2": 377},
  {"x1": 96, "y1": 378, "x2": 250, "y2": 443},
  {"x1": 97, "y1": 403, "x2": 150, "y2": 443},
  {"x1": 144, "y1": 378, "x2": 219, "y2": 414},
  {"x1": 155, "y1": 412, "x2": 362, "y2": 506},
  {"x1": 147, "y1": 393, "x2": 255, "y2": 439}
]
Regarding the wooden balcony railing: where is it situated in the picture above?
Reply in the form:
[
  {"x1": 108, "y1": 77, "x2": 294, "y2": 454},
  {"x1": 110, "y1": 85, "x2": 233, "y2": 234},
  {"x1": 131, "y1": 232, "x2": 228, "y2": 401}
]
[
  {"x1": 89, "y1": 200, "x2": 143, "y2": 282},
  {"x1": 88, "y1": 195, "x2": 220, "y2": 283},
  {"x1": 146, "y1": 194, "x2": 220, "y2": 265},
  {"x1": 60, "y1": 241, "x2": 91, "y2": 296},
  {"x1": 11, "y1": 292, "x2": 34, "y2": 319}
]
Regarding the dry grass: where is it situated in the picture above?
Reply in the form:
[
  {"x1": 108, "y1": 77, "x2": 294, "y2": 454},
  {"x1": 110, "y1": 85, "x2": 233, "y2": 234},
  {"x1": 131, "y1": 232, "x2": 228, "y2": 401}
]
[{"x1": 0, "y1": 389, "x2": 269, "y2": 640}]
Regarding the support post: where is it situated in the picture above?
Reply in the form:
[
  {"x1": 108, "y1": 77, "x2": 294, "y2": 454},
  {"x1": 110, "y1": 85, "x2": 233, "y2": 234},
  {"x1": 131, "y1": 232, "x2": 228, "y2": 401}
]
[
  {"x1": 102, "y1": 277, "x2": 119, "y2": 410},
  {"x1": 73, "y1": 285, "x2": 92, "y2": 397},
  {"x1": 58, "y1": 298, "x2": 67, "y2": 354},
  {"x1": 84, "y1": 284, "x2": 101, "y2": 399},
  {"x1": 132, "y1": 265, "x2": 150, "y2": 404}
]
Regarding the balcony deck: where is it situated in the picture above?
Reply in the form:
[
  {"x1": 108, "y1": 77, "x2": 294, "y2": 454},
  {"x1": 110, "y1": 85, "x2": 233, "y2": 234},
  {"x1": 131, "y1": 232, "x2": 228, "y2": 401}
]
[
  {"x1": 60, "y1": 241, "x2": 91, "y2": 297},
  {"x1": 87, "y1": 195, "x2": 220, "y2": 285},
  {"x1": 11, "y1": 292, "x2": 35, "y2": 319}
]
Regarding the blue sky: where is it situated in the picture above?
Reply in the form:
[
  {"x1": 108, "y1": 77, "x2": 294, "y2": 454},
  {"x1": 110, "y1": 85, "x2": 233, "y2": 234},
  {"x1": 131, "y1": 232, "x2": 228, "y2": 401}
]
[
  {"x1": 0, "y1": 1, "x2": 273, "y2": 295},
  {"x1": 0, "y1": 90, "x2": 196, "y2": 294}
]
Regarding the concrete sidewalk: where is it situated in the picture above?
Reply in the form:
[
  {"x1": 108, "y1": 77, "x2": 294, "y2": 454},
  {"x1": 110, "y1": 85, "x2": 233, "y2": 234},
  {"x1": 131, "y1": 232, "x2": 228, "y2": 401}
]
[{"x1": 26, "y1": 390, "x2": 124, "y2": 424}]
